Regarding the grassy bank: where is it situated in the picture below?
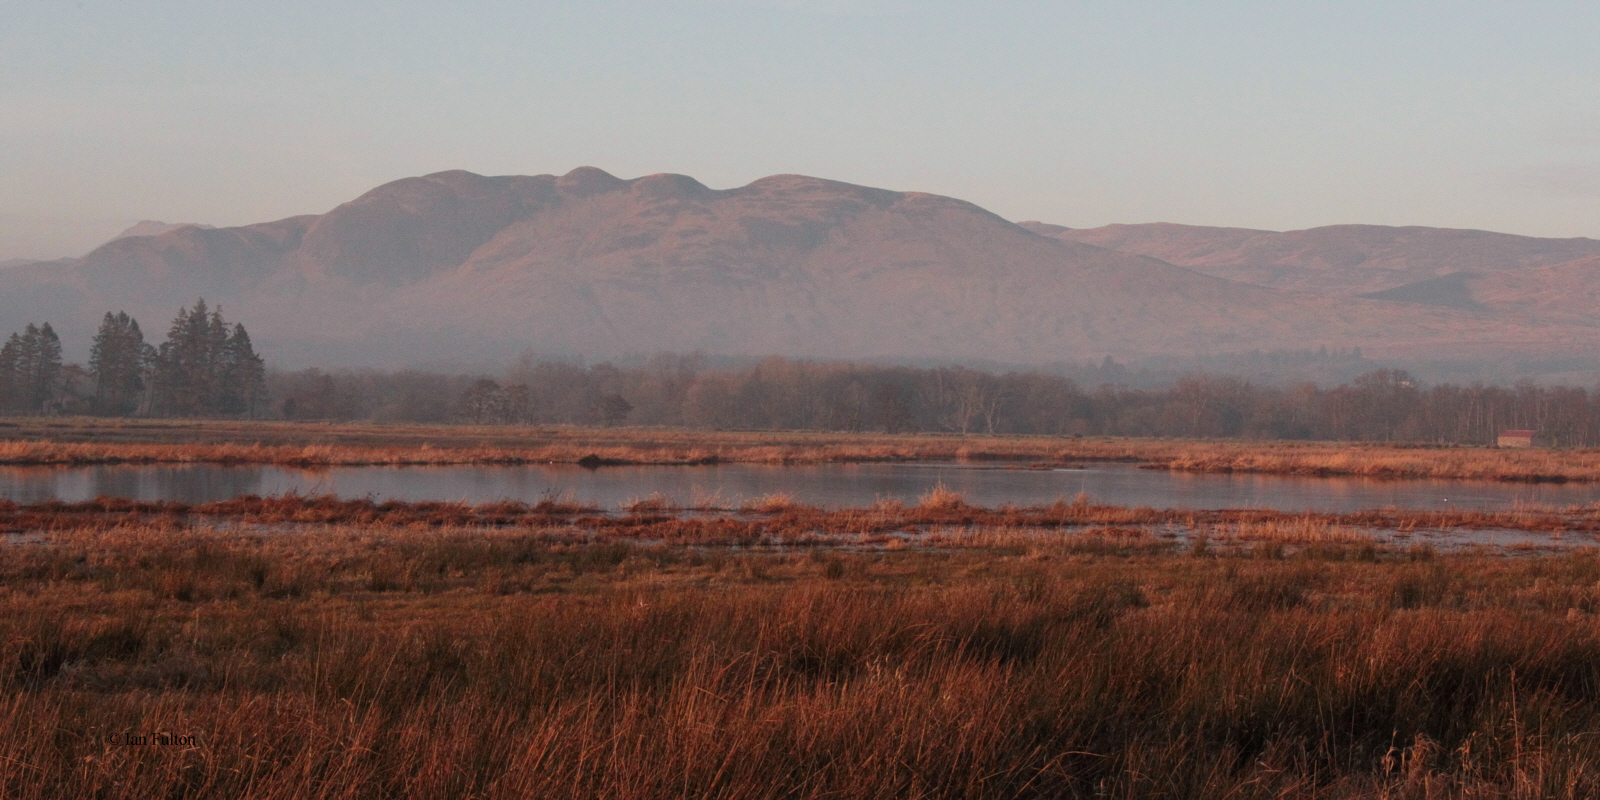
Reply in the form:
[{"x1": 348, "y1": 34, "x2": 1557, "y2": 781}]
[
  {"x1": 7, "y1": 418, "x2": 1600, "y2": 483},
  {"x1": 5, "y1": 514, "x2": 1600, "y2": 798},
  {"x1": 0, "y1": 419, "x2": 1085, "y2": 467},
  {"x1": 4, "y1": 491, "x2": 1600, "y2": 542}
]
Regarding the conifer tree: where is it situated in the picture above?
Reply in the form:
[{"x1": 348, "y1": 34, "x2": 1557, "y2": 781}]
[
  {"x1": 89, "y1": 312, "x2": 151, "y2": 416},
  {"x1": 154, "y1": 300, "x2": 219, "y2": 415},
  {"x1": 0, "y1": 323, "x2": 62, "y2": 414},
  {"x1": 29, "y1": 323, "x2": 62, "y2": 412},
  {"x1": 0, "y1": 333, "x2": 20, "y2": 413},
  {"x1": 151, "y1": 300, "x2": 266, "y2": 417},
  {"x1": 221, "y1": 324, "x2": 265, "y2": 416}
]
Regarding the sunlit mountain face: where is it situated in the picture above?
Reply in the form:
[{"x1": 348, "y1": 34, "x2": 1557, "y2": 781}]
[{"x1": 2, "y1": 168, "x2": 1594, "y2": 369}]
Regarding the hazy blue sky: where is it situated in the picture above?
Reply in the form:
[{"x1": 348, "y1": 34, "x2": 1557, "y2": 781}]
[{"x1": 3, "y1": 0, "x2": 1598, "y2": 259}]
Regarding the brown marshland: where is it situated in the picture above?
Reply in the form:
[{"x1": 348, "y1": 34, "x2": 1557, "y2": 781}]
[
  {"x1": 4, "y1": 509, "x2": 1600, "y2": 798},
  {"x1": 5, "y1": 418, "x2": 1600, "y2": 482},
  {"x1": 9, "y1": 422, "x2": 1600, "y2": 796}
]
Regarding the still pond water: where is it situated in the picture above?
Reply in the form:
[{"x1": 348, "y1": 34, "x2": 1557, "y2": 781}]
[{"x1": 1, "y1": 462, "x2": 1597, "y2": 513}]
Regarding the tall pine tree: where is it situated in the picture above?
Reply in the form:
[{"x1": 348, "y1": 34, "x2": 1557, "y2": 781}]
[
  {"x1": 0, "y1": 323, "x2": 62, "y2": 414},
  {"x1": 89, "y1": 312, "x2": 152, "y2": 416},
  {"x1": 221, "y1": 324, "x2": 265, "y2": 417},
  {"x1": 152, "y1": 300, "x2": 265, "y2": 417},
  {"x1": 0, "y1": 333, "x2": 19, "y2": 413},
  {"x1": 28, "y1": 323, "x2": 61, "y2": 412}
]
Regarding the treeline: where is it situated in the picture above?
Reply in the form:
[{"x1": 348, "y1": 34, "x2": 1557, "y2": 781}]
[
  {"x1": 0, "y1": 300, "x2": 265, "y2": 417},
  {"x1": 270, "y1": 355, "x2": 1600, "y2": 446},
  {"x1": 12, "y1": 320, "x2": 1600, "y2": 446}
]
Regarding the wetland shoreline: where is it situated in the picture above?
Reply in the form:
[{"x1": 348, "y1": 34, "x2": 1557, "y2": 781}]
[
  {"x1": 6, "y1": 434, "x2": 1600, "y2": 796},
  {"x1": 5, "y1": 418, "x2": 1600, "y2": 483}
]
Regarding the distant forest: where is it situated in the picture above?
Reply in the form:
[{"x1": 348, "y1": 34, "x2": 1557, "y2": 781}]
[
  {"x1": 6, "y1": 313, "x2": 1600, "y2": 446},
  {"x1": 271, "y1": 355, "x2": 1600, "y2": 447}
]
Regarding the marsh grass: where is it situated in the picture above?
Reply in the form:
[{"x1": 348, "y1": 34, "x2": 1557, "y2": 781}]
[
  {"x1": 4, "y1": 494, "x2": 1600, "y2": 557},
  {"x1": 741, "y1": 492, "x2": 803, "y2": 513},
  {"x1": 916, "y1": 483, "x2": 967, "y2": 510},
  {"x1": 624, "y1": 492, "x2": 678, "y2": 513},
  {"x1": 14, "y1": 418, "x2": 1600, "y2": 483},
  {"x1": 6, "y1": 514, "x2": 1600, "y2": 797},
  {"x1": 1156, "y1": 440, "x2": 1600, "y2": 483}
]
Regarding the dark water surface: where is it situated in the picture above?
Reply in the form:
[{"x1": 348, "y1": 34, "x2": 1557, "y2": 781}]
[{"x1": 2, "y1": 462, "x2": 1598, "y2": 513}]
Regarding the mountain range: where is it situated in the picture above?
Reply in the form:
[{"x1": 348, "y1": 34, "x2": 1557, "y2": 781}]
[{"x1": 3, "y1": 168, "x2": 1598, "y2": 370}]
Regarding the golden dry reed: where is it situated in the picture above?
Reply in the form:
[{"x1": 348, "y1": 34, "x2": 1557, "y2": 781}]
[
  {"x1": 5, "y1": 493, "x2": 1600, "y2": 549},
  {"x1": 5, "y1": 516, "x2": 1600, "y2": 798},
  {"x1": 11, "y1": 417, "x2": 1600, "y2": 482}
]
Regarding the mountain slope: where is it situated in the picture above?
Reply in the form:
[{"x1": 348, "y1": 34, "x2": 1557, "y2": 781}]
[
  {"x1": 1362, "y1": 256, "x2": 1600, "y2": 325},
  {"x1": 110, "y1": 221, "x2": 216, "y2": 241},
  {"x1": 0, "y1": 169, "x2": 1592, "y2": 367},
  {"x1": 376, "y1": 174, "x2": 1551, "y2": 363}
]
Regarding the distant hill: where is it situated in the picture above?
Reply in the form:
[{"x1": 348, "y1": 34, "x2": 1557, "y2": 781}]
[
  {"x1": 110, "y1": 220, "x2": 216, "y2": 242},
  {"x1": 1023, "y1": 221, "x2": 1600, "y2": 361},
  {"x1": 0, "y1": 258, "x2": 69, "y2": 271},
  {"x1": 1022, "y1": 221, "x2": 1600, "y2": 296},
  {"x1": 1364, "y1": 256, "x2": 1600, "y2": 325},
  {"x1": 0, "y1": 169, "x2": 1594, "y2": 368}
]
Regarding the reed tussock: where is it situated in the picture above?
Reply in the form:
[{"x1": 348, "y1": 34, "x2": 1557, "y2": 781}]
[
  {"x1": 7, "y1": 518, "x2": 1600, "y2": 797},
  {"x1": 741, "y1": 492, "x2": 804, "y2": 513},
  {"x1": 916, "y1": 483, "x2": 967, "y2": 510}
]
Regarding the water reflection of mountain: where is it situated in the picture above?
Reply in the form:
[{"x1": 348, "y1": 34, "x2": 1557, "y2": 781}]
[
  {"x1": 90, "y1": 466, "x2": 265, "y2": 504},
  {"x1": 0, "y1": 466, "x2": 77, "y2": 504},
  {"x1": 0, "y1": 462, "x2": 1597, "y2": 512}
]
